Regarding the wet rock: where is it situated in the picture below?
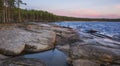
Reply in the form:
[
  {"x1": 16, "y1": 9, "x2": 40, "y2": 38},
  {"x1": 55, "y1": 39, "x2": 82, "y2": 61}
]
[
  {"x1": 53, "y1": 26, "x2": 79, "y2": 45},
  {"x1": 86, "y1": 29, "x2": 99, "y2": 33},
  {"x1": 0, "y1": 60, "x2": 4, "y2": 65},
  {"x1": 55, "y1": 28, "x2": 80, "y2": 56},
  {"x1": 56, "y1": 44, "x2": 70, "y2": 55},
  {"x1": 0, "y1": 54, "x2": 9, "y2": 65},
  {"x1": 72, "y1": 59, "x2": 100, "y2": 66},
  {"x1": 109, "y1": 64, "x2": 120, "y2": 66},
  {"x1": 112, "y1": 34, "x2": 120, "y2": 42},
  {"x1": 0, "y1": 57, "x2": 45, "y2": 66},
  {"x1": 79, "y1": 32, "x2": 94, "y2": 39},
  {"x1": 0, "y1": 54, "x2": 9, "y2": 60},
  {"x1": 70, "y1": 32, "x2": 120, "y2": 65},
  {"x1": 70, "y1": 41, "x2": 120, "y2": 63}
]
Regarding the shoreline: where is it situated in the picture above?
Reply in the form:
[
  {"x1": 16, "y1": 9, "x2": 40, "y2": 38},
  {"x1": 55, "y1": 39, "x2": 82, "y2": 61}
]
[{"x1": 0, "y1": 22, "x2": 120, "y2": 66}]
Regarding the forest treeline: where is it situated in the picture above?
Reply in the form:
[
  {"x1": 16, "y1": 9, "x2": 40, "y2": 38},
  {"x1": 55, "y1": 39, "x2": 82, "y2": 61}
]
[{"x1": 0, "y1": 0, "x2": 120, "y2": 23}]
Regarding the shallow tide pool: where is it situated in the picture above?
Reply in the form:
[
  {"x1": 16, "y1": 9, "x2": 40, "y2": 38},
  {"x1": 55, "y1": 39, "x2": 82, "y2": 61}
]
[{"x1": 23, "y1": 49, "x2": 68, "y2": 66}]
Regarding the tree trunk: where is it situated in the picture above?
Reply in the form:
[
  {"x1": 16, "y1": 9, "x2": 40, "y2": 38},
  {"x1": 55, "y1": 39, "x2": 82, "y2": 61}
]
[
  {"x1": 2, "y1": 0, "x2": 6, "y2": 23},
  {"x1": 18, "y1": 0, "x2": 21, "y2": 22},
  {"x1": 5, "y1": 3, "x2": 8, "y2": 22},
  {"x1": 8, "y1": 6, "x2": 11, "y2": 23}
]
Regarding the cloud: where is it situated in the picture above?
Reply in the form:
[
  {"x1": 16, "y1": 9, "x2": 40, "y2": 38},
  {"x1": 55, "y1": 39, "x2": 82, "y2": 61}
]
[
  {"x1": 114, "y1": 4, "x2": 120, "y2": 9},
  {"x1": 50, "y1": 8, "x2": 120, "y2": 18},
  {"x1": 22, "y1": 2, "x2": 120, "y2": 19},
  {"x1": 72, "y1": 9, "x2": 100, "y2": 17}
]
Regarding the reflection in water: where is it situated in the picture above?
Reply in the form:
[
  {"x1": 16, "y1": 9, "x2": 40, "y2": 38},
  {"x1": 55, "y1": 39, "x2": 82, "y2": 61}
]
[{"x1": 23, "y1": 49, "x2": 68, "y2": 66}]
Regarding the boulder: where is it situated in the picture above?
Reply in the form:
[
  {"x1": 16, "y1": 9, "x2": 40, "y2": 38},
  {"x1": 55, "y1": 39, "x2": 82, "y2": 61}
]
[
  {"x1": 0, "y1": 29, "x2": 26, "y2": 55},
  {"x1": 24, "y1": 30, "x2": 56, "y2": 52},
  {"x1": 0, "y1": 26, "x2": 56, "y2": 55}
]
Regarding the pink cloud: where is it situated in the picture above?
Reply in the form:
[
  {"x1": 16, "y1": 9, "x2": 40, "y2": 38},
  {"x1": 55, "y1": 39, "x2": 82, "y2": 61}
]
[
  {"x1": 50, "y1": 9, "x2": 120, "y2": 18},
  {"x1": 51, "y1": 9, "x2": 100, "y2": 17},
  {"x1": 72, "y1": 9, "x2": 101, "y2": 17},
  {"x1": 114, "y1": 5, "x2": 120, "y2": 9}
]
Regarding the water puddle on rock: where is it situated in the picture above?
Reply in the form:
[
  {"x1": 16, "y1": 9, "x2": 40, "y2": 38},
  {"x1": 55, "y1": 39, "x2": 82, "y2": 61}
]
[{"x1": 22, "y1": 49, "x2": 68, "y2": 66}]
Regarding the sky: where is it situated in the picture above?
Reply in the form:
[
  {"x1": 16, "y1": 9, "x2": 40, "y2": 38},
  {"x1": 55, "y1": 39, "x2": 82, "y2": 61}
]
[{"x1": 21, "y1": 0, "x2": 120, "y2": 18}]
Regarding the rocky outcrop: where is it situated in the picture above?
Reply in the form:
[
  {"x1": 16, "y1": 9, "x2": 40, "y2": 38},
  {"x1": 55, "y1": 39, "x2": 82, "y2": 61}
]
[
  {"x1": 70, "y1": 32, "x2": 120, "y2": 66},
  {"x1": 54, "y1": 27, "x2": 80, "y2": 55},
  {"x1": 0, "y1": 22, "x2": 120, "y2": 66},
  {"x1": 0, "y1": 23, "x2": 76, "y2": 56},
  {"x1": 0, "y1": 23, "x2": 57, "y2": 56}
]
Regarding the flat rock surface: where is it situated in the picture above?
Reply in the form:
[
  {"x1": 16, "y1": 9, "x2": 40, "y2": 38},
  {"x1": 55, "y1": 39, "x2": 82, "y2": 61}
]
[
  {"x1": 72, "y1": 59, "x2": 100, "y2": 66},
  {"x1": 0, "y1": 23, "x2": 56, "y2": 55},
  {"x1": 70, "y1": 32, "x2": 120, "y2": 66},
  {"x1": 0, "y1": 57, "x2": 45, "y2": 66},
  {"x1": 0, "y1": 29, "x2": 26, "y2": 55}
]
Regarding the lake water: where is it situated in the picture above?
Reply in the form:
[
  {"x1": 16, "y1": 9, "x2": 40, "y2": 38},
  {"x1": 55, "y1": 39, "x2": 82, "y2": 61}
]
[{"x1": 54, "y1": 21, "x2": 120, "y2": 36}]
